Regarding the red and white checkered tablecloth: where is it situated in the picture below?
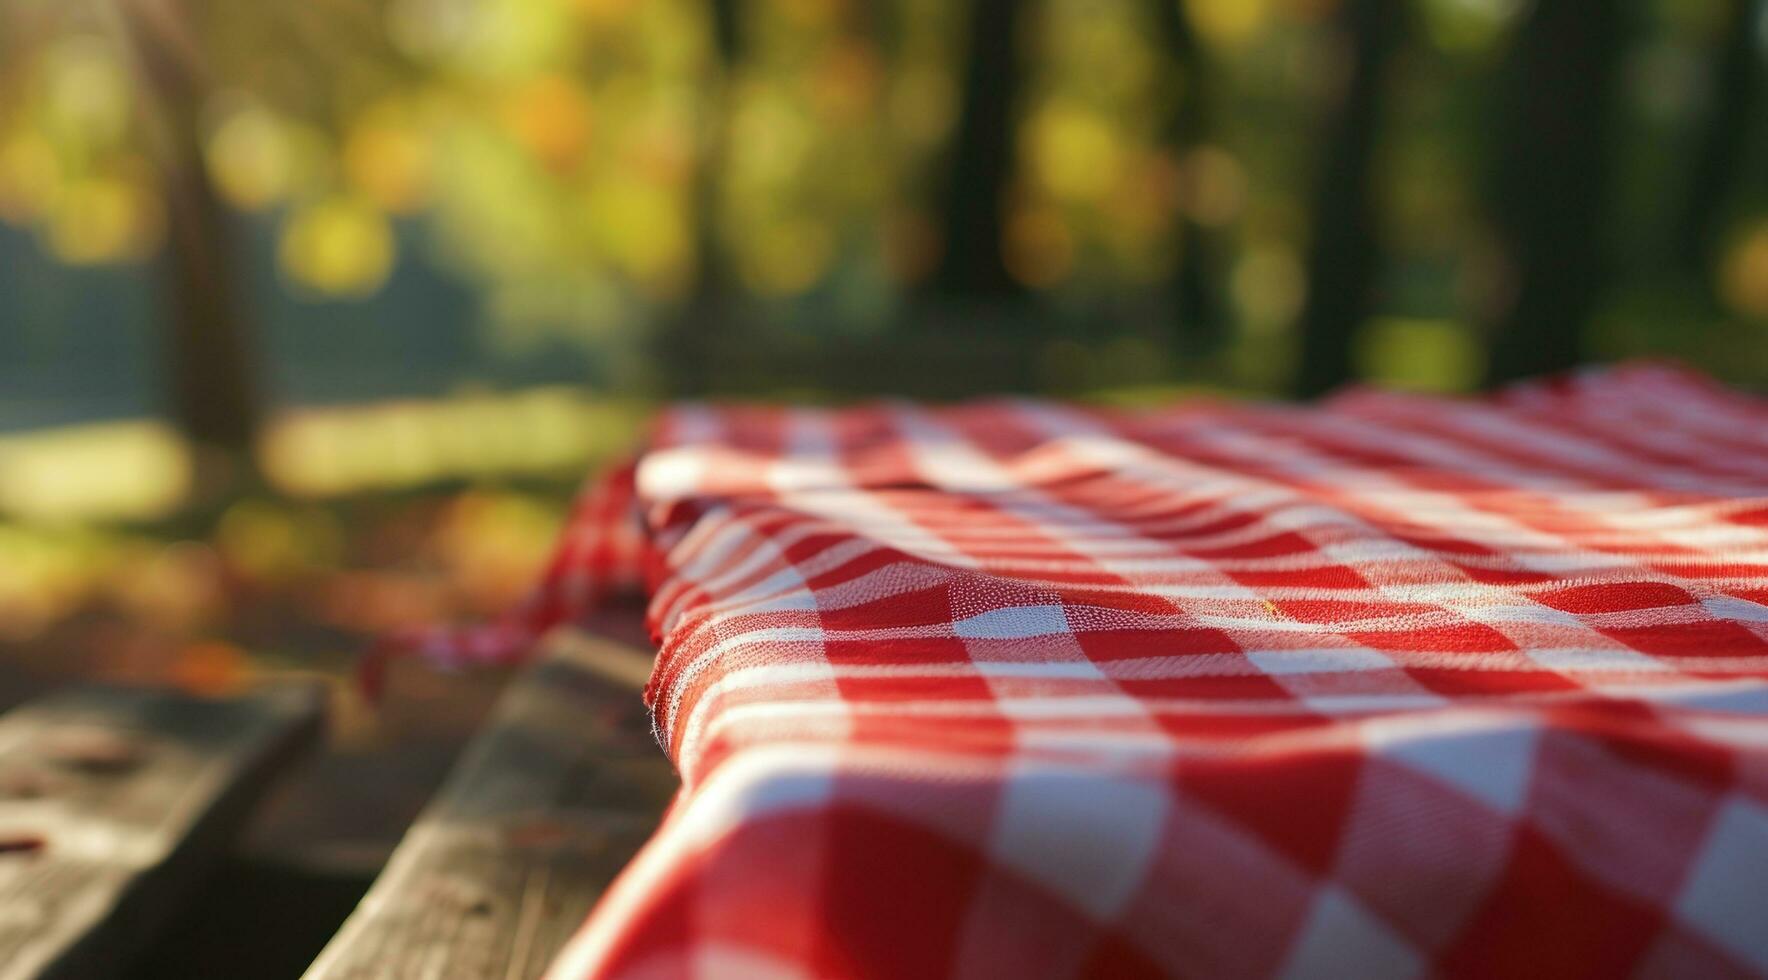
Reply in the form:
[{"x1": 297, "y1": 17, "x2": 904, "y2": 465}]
[{"x1": 391, "y1": 363, "x2": 1768, "y2": 978}]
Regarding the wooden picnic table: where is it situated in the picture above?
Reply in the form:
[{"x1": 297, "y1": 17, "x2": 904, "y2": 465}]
[
  {"x1": 305, "y1": 614, "x2": 674, "y2": 980},
  {"x1": 0, "y1": 682, "x2": 324, "y2": 980}
]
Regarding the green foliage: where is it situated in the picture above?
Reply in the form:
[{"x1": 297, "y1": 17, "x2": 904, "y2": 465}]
[{"x1": 0, "y1": 0, "x2": 1764, "y2": 393}]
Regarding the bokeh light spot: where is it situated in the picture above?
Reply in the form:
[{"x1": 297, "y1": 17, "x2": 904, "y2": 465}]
[
  {"x1": 1231, "y1": 244, "x2": 1307, "y2": 334},
  {"x1": 1354, "y1": 317, "x2": 1486, "y2": 392},
  {"x1": 206, "y1": 103, "x2": 297, "y2": 212},
  {"x1": 46, "y1": 176, "x2": 162, "y2": 264},
  {"x1": 0, "y1": 134, "x2": 62, "y2": 224},
  {"x1": 502, "y1": 75, "x2": 594, "y2": 175},
  {"x1": 1721, "y1": 221, "x2": 1768, "y2": 321},
  {"x1": 278, "y1": 198, "x2": 397, "y2": 297}
]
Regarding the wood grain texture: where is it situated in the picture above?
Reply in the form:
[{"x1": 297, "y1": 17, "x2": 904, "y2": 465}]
[
  {"x1": 0, "y1": 683, "x2": 326, "y2": 980},
  {"x1": 305, "y1": 618, "x2": 675, "y2": 980}
]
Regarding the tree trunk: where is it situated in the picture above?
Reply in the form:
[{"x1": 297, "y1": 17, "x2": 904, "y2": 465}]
[
  {"x1": 657, "y1": 0, "x2": 741, "y2": 398},
  {"x1": 1482, "y1": 0, "x2": 1625, "y2": 385},
  {"x1": 120, "y1": 0, "x2": 261, "y2": 460},
  {"x1": 1676, "y1": 0, "x2": 1762, "y2": 277},
  {"x1": 161, "y1": 154, "x2": 260, "y2": 456},
  {"x1": 1149, "y1": 0, "x2": 1224, "y2": 354},
  {"x1": 1293, "y1": 0, "x2": 1402, "y2": 398},
  {"x1": 930, "y1": 0, "x2": 1026, "y2": 299}
]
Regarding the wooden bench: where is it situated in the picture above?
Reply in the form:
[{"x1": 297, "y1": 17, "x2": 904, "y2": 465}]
[
  {"x1": 0, "y1": 682, "x2": 324, "y2": 980},
  {"x1": 304, "y1": 616, "x2": 675, "y2": 979}
]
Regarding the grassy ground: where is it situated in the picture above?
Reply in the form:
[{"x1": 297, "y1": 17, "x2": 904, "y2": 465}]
[
  {"x1": 0, "y1": 483, "x2": 561, "y2": 868},
  {"x1": 0, "y1": 390, "x2": 653, "y2": 875}
]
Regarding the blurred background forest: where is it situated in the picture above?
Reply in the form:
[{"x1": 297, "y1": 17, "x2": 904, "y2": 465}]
[{"x1": 1, "y1": 0, "x2": 1766, "y2": 865}]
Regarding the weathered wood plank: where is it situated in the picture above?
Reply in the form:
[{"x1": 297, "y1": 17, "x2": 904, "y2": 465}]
[
  {"x1": 0, "y1": 682, "x2": 326, "y2": 980},
  {"x1": 305, "y1": 614, "x2": 676, "y2": 980}
]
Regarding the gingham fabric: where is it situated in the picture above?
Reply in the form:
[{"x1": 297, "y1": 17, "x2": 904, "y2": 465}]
[{"x1": 402, "y1": 363, "x2": 1768, "y2": 978}]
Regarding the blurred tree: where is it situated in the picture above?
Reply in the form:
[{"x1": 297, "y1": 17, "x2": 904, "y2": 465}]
[
  {"x1": 121, "y1": 0, "x2": 261, "y2": 462},
  {"x1": 7, "y1": 0, "x2": 1762, "y2": 415},
  {"x1": 1295, "y1": 0, "x2": 1404, "y2": 398},
  {"x1": 1150, "y1": 0, "x2": 1225, "y2": 354},
  {"x1": 931, "y1": 0, "x2": 1027, "y2": 299},
  {"x1": 1677, "y1": 0, "x2": 1763, "y2": 278},
  {"x1": 1483, "y1": 0, "x2": 1626, "y2": 385},
  {"x1": 657, "y1": 0, "x2": 742, "y2": 397}
]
